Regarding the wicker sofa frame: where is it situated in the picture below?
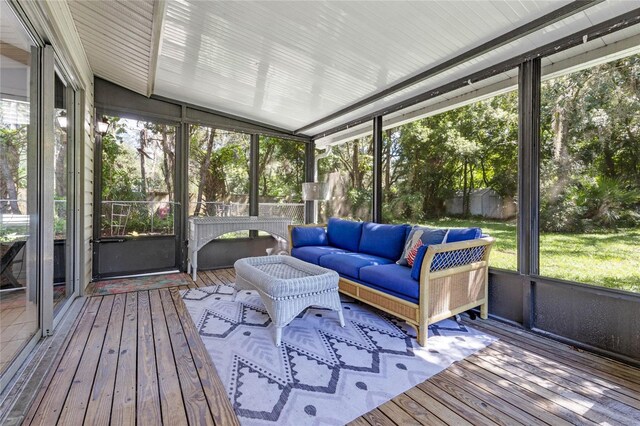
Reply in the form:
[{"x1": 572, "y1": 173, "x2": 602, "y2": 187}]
[{"x1": 288, "y1": 223, "x2": 495, "y2": 346}]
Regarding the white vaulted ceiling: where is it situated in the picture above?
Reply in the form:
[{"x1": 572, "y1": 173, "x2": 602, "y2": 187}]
[
  {"x1": 68, "y1": 0, "x2": 159, "y2": 95},
  {"x1": 66, "y1": 0, "x2": 640, "y2": 136}
]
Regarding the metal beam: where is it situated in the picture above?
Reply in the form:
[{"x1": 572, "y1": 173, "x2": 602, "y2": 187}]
[
  {"x1": 372, "y1": 116, "x2": 383, "y2": 223},
  {"x1": 304, "y1": 142, "x2": 315, "y2": 224},
  {"x1": 518, "y1": 58, "x2": 541, "y2": 329},
  {"x1": 150, "y1": 93, "x2": 312, "y2": 141},
  {"x1": 249, "y1": 134, "x2": 260, "y2": 218},
  {"x1": 295, "y1": 0, "x2": 602, "y2": 135},
  {"x1": 312, "y1": 7, "x2": 640, "y2": 140},
  {"x1": 147, "y1": 0, "x2": 167, "y2": 96}
]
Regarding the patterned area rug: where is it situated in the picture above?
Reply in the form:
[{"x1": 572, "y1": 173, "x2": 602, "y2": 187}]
[
  {"x1": 88, "y1": 273, "x2": 189, "y2": 295},
  {"x1": 183, "y1": 285, "x2": 496, "y2": 425}
]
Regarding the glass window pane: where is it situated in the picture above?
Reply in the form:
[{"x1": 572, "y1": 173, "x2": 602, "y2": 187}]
[
  {"x1": 100, "y1": 116, "x2": 177, "y2": 237},
  {"x1": 381, "y1": 90, "x2": 519, "y2": 271},
  {"x1": 540, "y1": 53, "x2": 640, "y2": 293},
  {"x1": 188, "y1": 125, "x2": 250, "y2": 237},
  {"x1": 258, "y1": 136, "x2": 305, "y2": 224},
  {"x1": 0, "y1": 0, "x2": 38, "y2": 375},
  {"x1": 53, "y1": 72, "x2": 71, "y2": 312},
  {"x1": 317, "y1": 134, "x2": 373, "y2": 222}
]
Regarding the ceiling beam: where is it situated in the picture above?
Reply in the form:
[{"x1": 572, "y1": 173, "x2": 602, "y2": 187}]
[
  {"x1": 295, "y1": 0, "x2": 603, "y2": 135},
  {"x1": 147, "y1": 0, "x2": 167, "y2": 96},
  {"x1": 0, "y1": 41, "x2": 30, "y2": 65},
  {"x1": 312, "y1": 7, "x2": 640, "y2": 140}
]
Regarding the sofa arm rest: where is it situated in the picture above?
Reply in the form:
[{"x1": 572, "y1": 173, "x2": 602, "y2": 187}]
[
  {"x1": 287, "y1": 223, "x2": 327, "y2": 253},
  {"x1": 420, "y1": 236, "x2": 495, "y2": 276}
]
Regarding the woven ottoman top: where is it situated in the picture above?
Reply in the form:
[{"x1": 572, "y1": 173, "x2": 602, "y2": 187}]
[{"x1": 234, "y1": 255, "x2": 339, "y2": 299}]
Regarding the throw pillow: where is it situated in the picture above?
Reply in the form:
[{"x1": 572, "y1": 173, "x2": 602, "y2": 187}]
[
  {"x1": 411, "y1": 245, "x2": 430, "y2": 280},
  {"x1": 397, "y1": 226, "x2": 448, "y2": 266},
  {"x1": 406, "y1": 240, "x2": 423, "y2": 267}
]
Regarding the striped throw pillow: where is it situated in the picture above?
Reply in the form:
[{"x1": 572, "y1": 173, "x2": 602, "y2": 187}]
[{"x1": 406, "y1": 240, "x2": 424, "y2": 267}]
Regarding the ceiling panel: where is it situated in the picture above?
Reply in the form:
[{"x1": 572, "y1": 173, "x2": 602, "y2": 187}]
[
  {"x1": 154, "y1": 0, "x2": 580, "y2": 131},
  {"x1": 303, "y1": 1, "x2": 640, "y2": 136},
  {"x1": 68, "y1": 0, "x2": 156, "y2": 95}
]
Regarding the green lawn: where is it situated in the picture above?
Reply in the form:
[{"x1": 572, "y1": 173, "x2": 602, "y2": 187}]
[{"x1": 419, "y1": 218, "x2": 640, "y2": 294}]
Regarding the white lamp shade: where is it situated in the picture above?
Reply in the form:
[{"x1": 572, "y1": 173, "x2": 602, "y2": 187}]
[
  {"x1": 97, "y1": 120, "x2": 109, "y2": 134},
  {"x1": 302, "y1": 182, "x2": 329, "y2": 201}
]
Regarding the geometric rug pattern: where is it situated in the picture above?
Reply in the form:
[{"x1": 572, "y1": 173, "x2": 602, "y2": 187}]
[{"x1": 182, "y1": 284, "x2": 496, "y2": 425}]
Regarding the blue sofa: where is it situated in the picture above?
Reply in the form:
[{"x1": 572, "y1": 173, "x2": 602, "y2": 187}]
[{"x1": 288, "y1": 218, "x2": 495, "y2": 346}]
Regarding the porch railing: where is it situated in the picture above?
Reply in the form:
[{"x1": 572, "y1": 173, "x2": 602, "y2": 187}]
[{"x1": 189, "y1": 201, "x2": 304, "y2": 224}]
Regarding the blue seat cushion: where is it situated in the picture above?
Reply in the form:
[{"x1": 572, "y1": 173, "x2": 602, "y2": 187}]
[
  {"x1": 327, "y1": 218, "x2": 363, "y2": 252},
  {"x1": 319, "y1": 252, "x2": 393, "y2": 279},
  {"x1": 347, "y1": 276, "x2": 419, "y2": 304},
  {"x1": 444, "y1": 227, "x2": 482, "y2": 243},
  {"x1": 291, "y1": 246, "x2": 348, "y2": 265},
  {"x1": 291, "y1": 226, "x2": 328, "y2": 248},
  {"x1": 359, "y1": 264, "x2": 420, "y2": 302},
  {"x1": 359, "y1": 222, "x2": 409, "y2": 261}
]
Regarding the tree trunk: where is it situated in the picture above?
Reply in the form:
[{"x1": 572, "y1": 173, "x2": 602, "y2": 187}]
[
  {"x1": 384, "y1": 130, "x2": 392, "y2": 191},
  {"x1": 480, "y1": 159, "x2": 490, "y2": 187},
  {"x1": 463, "y1": 160, "x2": 469, "y2": 217},
  {"x1": 194, "y1": 128, "x2": 215, "y2": 215},
  {"x1": 352, "y1": 139, "x2": 361, "y2": 190},
  {"x1": 160, "y1": 125, "x2": 175, "y2": 201},
  {"x1": 139, "y1": 129, "x2": 147, "y2": 195}
]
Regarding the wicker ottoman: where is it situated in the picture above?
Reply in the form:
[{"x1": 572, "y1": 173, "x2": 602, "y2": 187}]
[{"x1": 234, "y1": 255, "x2": 344, "y2": 346}]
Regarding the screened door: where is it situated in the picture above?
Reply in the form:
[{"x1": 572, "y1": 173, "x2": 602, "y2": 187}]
[{"x1": 93, "y1": 116, "x2": 181, "y2": 278}]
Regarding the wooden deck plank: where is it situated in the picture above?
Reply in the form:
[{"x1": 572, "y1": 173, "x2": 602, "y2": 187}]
[
  {"x1": 405, "y1": 386, "x2": 472, "y2": 426},
  {"x1": 432, "y1": 369, "x2": 541, "y2": 425},
  {"x1": 486, "y1": 339, "x2": 640, "y2": 408},
  {"x1": 149, "y1": 289, "x2": 188, "y2": 426},
  {"x1": 348, "y1": 416, "x2": 373, "y2": 426},
  {"x1": 390, "y1": 393, "x2": 448, "y2": 426},
  {"x1": 57, "y1": 295, "x2": 115, "y2": 425},
  {"x1": 447, "y1": 362, "x2": 574, "y2": 426},
  {"x1": 204, "y1": 270, "x2": 226, "y2": 286},
  {"x1": 471, "y1": 320, "x2": 640, "y2": 387},
  {"x1": 468, "y1": 352, "x2": 622, "y2": 425},
  {"x1": 137, "y1": 290, "x2": 162, "y2": 425},
  {"x1": 22, "y1": 271, "x2": 640, "y2": 426},
  {"x1": 170, "y1": 288, "x2": 240, "y2": 426},
  {"x1": 461, "y1": 358, "x2": 598, "y2": 425},
  {"x1": 28, "y1": 297, "x2": 103, "y2": 425},
  {"x1": 83, "y1": 293, "x2": 126, "y2": 425},
  {"x1": 111, "y1": 291, "x2": 138, "y2": 426},
  {"x1": 481, "y1": 346, "x2": 640, "y2": 422},
  {"x1": 471, "y1": 321, "x2": 640, "y2": 401},
  {"x1": 377, "y1": 401, "x2": 421, "y2": 426},
  {"x1": 417, "y1": 380, "x2": 497, "y2": 426},
  {"x1": 361, "y1": 408, "x2": 397, "y2": 426},
  {"x1": 22, "y1": 298, "x2": 90, "y2": 425},
  {"x1": 159, "y1": 288, "x2": 214, "y2": 425}
]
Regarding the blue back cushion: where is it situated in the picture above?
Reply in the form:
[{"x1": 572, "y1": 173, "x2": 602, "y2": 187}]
[
  {"x1": 327, "y1": 218, "x2": 363, "y2": 252},
  {"x1": 359, "y1": 222, "x2": 410, "y2": 261},
  {"x1": 291, "y1": 226, "x2": 328, "y2": 248},
  {"x1": 445, "y1": 227, "x2": 482, "y2": 243},
  {"x1": 411, "y1": 245, "x2": 430, "y2": 280}
]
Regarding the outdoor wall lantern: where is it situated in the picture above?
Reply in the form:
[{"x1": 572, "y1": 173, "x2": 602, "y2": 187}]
[
  {"x1": 56, "y1": 113, "x2": 67, "y2": 128},
  {"x1": 96, "y1": 117, "x2": 109, "y2": 134}
]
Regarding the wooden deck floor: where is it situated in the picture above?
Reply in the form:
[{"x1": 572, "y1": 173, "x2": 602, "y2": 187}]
[{"x1": 23, "y1": 268, "x2": 640, "y2": 425}]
